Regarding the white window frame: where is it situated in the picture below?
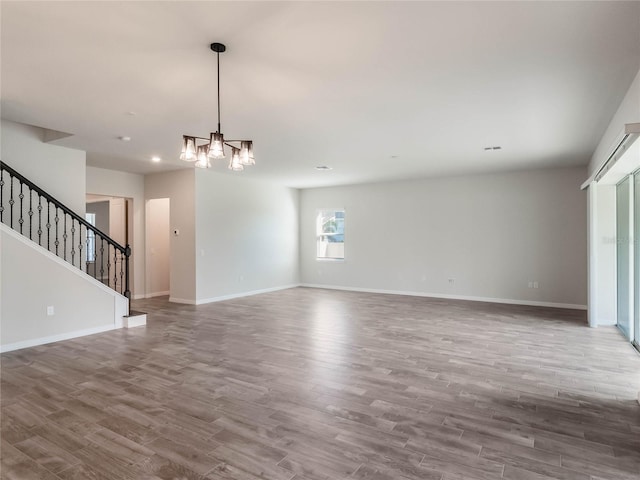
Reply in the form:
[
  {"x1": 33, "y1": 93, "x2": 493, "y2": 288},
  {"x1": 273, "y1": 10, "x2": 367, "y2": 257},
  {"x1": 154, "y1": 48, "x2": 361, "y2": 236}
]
[{"x1": 316, "y1": 208, "x2": 345, "y2": 262}]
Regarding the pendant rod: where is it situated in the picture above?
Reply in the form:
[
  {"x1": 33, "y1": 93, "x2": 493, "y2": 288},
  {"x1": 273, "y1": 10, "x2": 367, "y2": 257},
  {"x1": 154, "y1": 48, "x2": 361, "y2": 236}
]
[{"x1": 217, "y1": 49, "x2": 221, "y2": 134}]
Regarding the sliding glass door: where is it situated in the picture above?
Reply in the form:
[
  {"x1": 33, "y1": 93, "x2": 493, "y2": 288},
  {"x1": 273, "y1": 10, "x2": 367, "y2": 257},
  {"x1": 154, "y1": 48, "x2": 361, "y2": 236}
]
[{"x1": 617, "y1": 177, "x2": 631, "y2": 339}]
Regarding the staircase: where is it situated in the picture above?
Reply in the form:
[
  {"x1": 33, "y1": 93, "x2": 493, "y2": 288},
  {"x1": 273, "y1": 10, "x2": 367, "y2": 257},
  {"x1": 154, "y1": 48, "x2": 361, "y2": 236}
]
[{"x1": 0, "y1": 161, "x2": 141, "y2": 323}]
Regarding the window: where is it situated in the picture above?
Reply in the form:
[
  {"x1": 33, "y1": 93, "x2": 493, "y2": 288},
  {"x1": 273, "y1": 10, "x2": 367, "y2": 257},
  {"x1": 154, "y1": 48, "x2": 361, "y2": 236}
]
[
  {"x1": 316, "y1": 209, "x2": 344, "y2": 260},
  {"x1": 85, "y1": 212, "x2": 96, "y2": 263}
]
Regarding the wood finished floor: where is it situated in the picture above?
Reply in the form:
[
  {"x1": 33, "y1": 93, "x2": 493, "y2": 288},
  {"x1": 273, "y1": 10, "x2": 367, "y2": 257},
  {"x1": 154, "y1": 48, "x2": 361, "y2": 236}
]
[{"x1": 1, "y1": 287, "x2": 640, "y2": 480}]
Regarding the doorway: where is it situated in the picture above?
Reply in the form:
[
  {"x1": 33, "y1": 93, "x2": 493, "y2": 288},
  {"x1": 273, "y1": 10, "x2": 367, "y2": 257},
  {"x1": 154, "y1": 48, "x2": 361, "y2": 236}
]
[
  {"x1": 145, "y1": 198, "x2": 170, "y2": 298},
  {"x1": 86, "y1": 194, "x2": 134, "y2": 293}
]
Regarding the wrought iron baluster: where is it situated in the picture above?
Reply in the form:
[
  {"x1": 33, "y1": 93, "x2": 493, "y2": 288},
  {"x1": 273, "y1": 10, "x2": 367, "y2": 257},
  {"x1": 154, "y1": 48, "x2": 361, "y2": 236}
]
[
  {"x1": 9, "y1": 176, "x2": 14, "y2": 228},
  {"x1": 90, "y1": 229, "x2": 94, "y2": 279},
  {"x1": 54, "y1": 207, "x2": 60, "y2": 256},
  {"x1": 119, "y1": 250, "x2": 125, "y2": 295},
  {"x1": 18, "y1": 182, "x2": 24, "y2": 234},
  {"x1": 107, "y1": 244, "x2": 111, "y2": 290},
  {"x1": 71, "y1": 218, "x2": 76, "y2": 267},
  {"x1": 79, "y1": 224, "x2": 84, "y2": 272},
  {"x1": 100, "y1": 237, "x2": 105, "y2": 284},
  {"x1": 37, "y1": 196, "x2": 43, "y2": 246},
  {"x1": 28, "y1": 189, "x2": 33, "y2": 240},
  {"x1": 46, "y1": 199, "x2": 51, "y2": 250},
  {"x1": 113, "y1": 248, "x2": 118, "y2": 292},
  {"x1": 93, "y1": 229, "x2": 97, "y2": 279},
  {"x1": 63, "y1": 215, "x2": 67, "y2": 261}
]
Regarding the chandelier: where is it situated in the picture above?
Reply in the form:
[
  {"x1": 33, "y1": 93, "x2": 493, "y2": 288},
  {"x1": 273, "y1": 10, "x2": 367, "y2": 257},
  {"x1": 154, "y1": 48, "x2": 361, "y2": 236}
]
[{"x1": 179, "y1": 43, "x2": 255, "y2": 171}]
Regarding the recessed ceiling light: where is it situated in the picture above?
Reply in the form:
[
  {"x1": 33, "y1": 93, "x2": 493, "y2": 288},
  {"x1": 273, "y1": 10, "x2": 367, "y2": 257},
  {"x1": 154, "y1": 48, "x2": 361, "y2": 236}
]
[
  {"x1": 151, "y1": 156, "x2": 161, "y2": 163},
  {"x1": 315, "y1": 166, "x2": 332, "y2": 170},
  {"x1": 118, "y1": 136, "x2": 131, "y2": 142},
  {"x1": 127, "y1": 111, "x2": 137, "y2": 116}
]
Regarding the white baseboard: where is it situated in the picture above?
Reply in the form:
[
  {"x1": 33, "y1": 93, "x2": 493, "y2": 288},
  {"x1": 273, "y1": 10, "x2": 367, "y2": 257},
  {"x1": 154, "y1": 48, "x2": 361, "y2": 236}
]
[
  {"x1": 1, "y1": 324, "x2": 116, "y2": 353},
  {"x1": 300, "y1": 284, "x2": 587, "y2": 310},
  {"x1": 168, "y1": 297, "x2": 197, "y2": 305},
  {"x1": 195, "y1": 284, "x2": 300, "y2": 305},
  {"x1": 132, "y1": 292, "x2": 169, "y2": 300},
  {"x1": 145, "y1": 291, "x2": 170, "y2": 299},
  {"x1": 594, "y1": 318, "x2": 617, "y2": 326}
]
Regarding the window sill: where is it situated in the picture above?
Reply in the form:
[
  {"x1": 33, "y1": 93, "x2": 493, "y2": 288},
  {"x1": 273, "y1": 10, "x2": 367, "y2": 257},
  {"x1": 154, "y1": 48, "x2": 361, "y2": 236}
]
[{"x1": 316, "y1": 257, "x2": 345, "y2": 262}]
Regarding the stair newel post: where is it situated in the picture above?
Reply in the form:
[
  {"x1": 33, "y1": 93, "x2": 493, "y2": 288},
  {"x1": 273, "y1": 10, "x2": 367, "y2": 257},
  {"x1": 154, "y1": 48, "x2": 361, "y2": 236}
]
[
  {"x1": 124, "y1": 244, "x2": 131, "y2": 315},
  {"x1": 94, "y1": 233, "x2": 97, "y2": 280}
]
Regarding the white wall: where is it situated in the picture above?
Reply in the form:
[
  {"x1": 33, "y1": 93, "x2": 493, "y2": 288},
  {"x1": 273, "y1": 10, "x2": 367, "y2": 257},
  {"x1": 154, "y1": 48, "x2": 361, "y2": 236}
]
[
  {"x1": 1, "y1": 119, "x2": 86, "y2": 214},
  {"x1": 145, "y1": 169, "x2": 196, "y2": 303},
  {"x1": 146, "y1": 198, "x2": 170, "y2": 297},
  {"x1": 0, "y1": 225, "x2": 126, "y2": 352},
  {"x1": 194, "y1": 170, "x2": 299, "y2": 303},
  {"x1": 590, "y1": 67, "x2": 640, "y2": 175},
  {"x1": 300, "y1": 166, "x2": 588, "y2": 308},
  {"x1": 86, "y1": 167, "x2": 145, "y2": 298}
]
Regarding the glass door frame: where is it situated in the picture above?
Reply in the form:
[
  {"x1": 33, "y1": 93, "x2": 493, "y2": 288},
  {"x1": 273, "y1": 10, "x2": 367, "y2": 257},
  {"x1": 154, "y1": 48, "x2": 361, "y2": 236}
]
[
  {"x1": 633, "y1": 170, "x2": 640, "y2": 350},
  {"x1": 616, "y1": 177, "x2": 632, "y2": 340}
]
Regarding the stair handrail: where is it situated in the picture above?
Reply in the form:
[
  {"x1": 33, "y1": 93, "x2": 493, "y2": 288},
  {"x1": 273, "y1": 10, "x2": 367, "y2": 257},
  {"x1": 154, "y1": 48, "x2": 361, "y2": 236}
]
[{"x1": 0, "y1": 160, "x2": 126, "y2": 253}]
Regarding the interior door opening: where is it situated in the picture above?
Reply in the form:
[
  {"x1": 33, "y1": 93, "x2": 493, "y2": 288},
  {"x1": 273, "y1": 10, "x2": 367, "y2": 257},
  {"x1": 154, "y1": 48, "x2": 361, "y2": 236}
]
[
  {"x1": 145, "y1": 198, "x2": 170, "y2": 299},
  {"x1": 85, "y1": 194, "x2": 134, "y2": 294}
]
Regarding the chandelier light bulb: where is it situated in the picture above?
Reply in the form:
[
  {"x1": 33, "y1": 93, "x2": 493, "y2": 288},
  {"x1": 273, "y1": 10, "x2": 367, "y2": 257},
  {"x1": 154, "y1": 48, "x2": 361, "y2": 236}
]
[
  {"x1": 208, "y1": 132, "x2": 225, "y2": 159},
  {"x1": 229, "y1": 147, "x2": 244, "y2": 171},
  {"x1": 180, "y1": 136, "x2": 197, "y2": 162},
  {"x1": 239, "y1": 141, "x2": 255, "y2": 166},
  {"x1": 195, "y1": 145, "x2": 211, "y2": 168}
]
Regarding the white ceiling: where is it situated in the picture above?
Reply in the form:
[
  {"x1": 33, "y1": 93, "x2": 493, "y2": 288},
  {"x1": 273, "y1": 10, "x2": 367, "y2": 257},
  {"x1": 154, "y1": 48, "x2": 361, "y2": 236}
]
[{"x1": 2, "y1": 1, "x2": 639, "y2": 188}]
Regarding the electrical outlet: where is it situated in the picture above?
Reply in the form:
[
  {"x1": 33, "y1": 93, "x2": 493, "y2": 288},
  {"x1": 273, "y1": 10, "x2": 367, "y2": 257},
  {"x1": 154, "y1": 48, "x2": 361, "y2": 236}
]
[
  {"x1": 533, "y1": 281, "x2": 539, "y2": 289},
  {"x1": 47, "y1": 306, "x2": 55, "y2": 316},
  {"x1": 448, "y1": 278, "x2": 455, "y2": 284},
  {"x1": 528, "y1": 281, "x2": 533, "y2": 288}
]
